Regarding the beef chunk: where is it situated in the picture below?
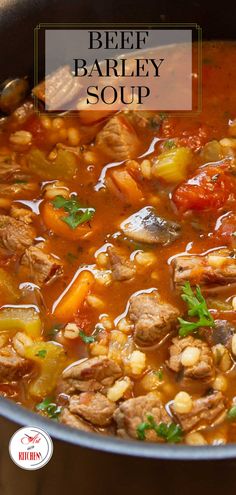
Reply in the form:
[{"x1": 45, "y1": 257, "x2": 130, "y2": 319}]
[
  {"x1": 60, "y1": 407, "x2": 96, "y2": 432},
  {"x1": 120, "y1": 207, "x2": 181, "y2": 245},
  {"x1": 96, "y1": 115, "x2": 140, "y2": 161},
  {"x1": 62, "y1": 356, "x2": 122, "y2": 394},
  {"x1": 128, "y1": 292, "x2": 179, "y2": 347},
  {"x1": 200, "y1": 319, "x2": 235, "y2": 349},
  {"x1": 114, "y1": 393, "x2": 170, "y2": 440},
  {"x1": 173, "y1": 249, "x2": 236, "y2": 287},
  {"x1": 0, "y1": 214, "x2": 35, "y2": 255},
  {"x1": 69, "y1": 392, "x2": 116, "y2": 426},
  {"x1": 107, "y1": 246, "x2": 135, "y2": 281},
  {"x1": 0, "y1": 346, "x2": 31, "y2": 382},
  {"x1": 171, "y1": 391, "x2": 226, "y2": 432},
  {"x1": 21, "y1": 244, "x2": 63, "y2": 286},
  {"x1": 166, "y1": 336, "x2": 215, "y2": 383}
]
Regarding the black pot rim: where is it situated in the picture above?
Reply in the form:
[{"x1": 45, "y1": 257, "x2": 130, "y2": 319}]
[{"x1": 1, "y1": 397, "x2": 236, "y2": 460}]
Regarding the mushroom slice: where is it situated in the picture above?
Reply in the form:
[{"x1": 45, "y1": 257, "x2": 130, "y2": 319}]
[{"x1": 120, "y1": 207, "x2": 181, "y2": 245}]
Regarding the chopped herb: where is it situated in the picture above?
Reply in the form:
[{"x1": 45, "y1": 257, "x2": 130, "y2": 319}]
[
  {"x1": 178, "y1": 282, "x2": 215, "y2": 337},
  {"x1": 35, "y1": 349, "x2": 47, "y2": 358},
  {"x1": 137, "y1": 414, "x2": 182, "y2": 443},
  {"x1": 52, "y1": 195, "x2": 73, "y2": 209},
  {"x1": 63, "y1": 209, "x2": 93, "y2": 229},
  {"x1": 163, "y1": 139, "x2": 176, "y2": 150},
  {"x1": 154, "y1": 369, "x2": 163, "y2": 380},
  {"x1": 13, "y1": 179, "x2": 28, "y2": 184},
  {"x1": 52, "y1": 195, "x2": 95, "y2": 230},
  {"x1": 79, "y1": 330, "x2": 96, "y2": 344},
  {"x1": 36, "y1": 397, "x2": 62, "y2": 420},
  {"x1": 137, "y1": 421, "x2": 148, "y2": 440},
  {"x1": 227, "y1": 406, "x2": 236, "y2": 421},
  {"x1": 157, "y1": 422, "x2": 183, "y2": 443}
]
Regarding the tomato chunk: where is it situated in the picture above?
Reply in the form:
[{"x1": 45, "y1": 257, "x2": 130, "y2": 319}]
[{"x1": 172, "y1": 164, "x2": 235, "y2": 212}]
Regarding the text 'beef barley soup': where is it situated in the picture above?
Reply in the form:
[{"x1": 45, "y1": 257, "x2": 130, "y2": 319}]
[{"x1": 1, "y1": 42, "x2": 236, "y2": 446}]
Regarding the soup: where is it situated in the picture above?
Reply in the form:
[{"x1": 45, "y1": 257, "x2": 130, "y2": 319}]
[{"x1": 0, "y1": 41, "x2": 236, "y2": 446}]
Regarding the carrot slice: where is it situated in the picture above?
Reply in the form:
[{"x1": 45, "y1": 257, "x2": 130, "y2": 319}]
[
  {"x1": 106, "y1": 169, "x2": 143, "y2": 204},
  {"x1": 53, "y1": 270, "x2": 94, "y2": 321},
  {"x1": 79, "y1": 110, "x2": 115, "y2": 125},
  {"x1": 41, "y1": 201, "x2": 93, "y2": 241}
]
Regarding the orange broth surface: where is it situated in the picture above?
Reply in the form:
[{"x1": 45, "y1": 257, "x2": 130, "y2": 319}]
[{"x1": 1, "y1": 41, "x2": 236, "y2": 445}]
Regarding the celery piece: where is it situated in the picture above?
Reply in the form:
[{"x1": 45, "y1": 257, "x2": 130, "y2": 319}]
[{"x1": 27, "y1": 148, "x2": 78, "y2": 180}]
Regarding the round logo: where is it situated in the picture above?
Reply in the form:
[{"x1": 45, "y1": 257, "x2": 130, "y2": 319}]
[{"x1": 9, "y1": 426, "x2": 53, "y2": 470}]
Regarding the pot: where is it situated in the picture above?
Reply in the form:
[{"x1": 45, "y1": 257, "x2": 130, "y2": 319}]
[{"x1": 0, "y1": 0, "x2": 236, "y2": 493}]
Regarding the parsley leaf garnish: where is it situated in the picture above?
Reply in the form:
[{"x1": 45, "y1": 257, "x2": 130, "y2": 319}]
[
  {"x1": 52, "y1": 195, "x2": 95, "y2": 230},
  {"x1": 79, "y1": 330, "x2": 96, "y2": 344},
  {"x1": 36, "y1": 397, "x2": 62, "y2": 420},
  {"x1": 35, "y1": 349, "x2": 47, "y2": 358},
  {"x1": 178, "y1": 282, "x2": 215, "y2": 337},
  {"x1": 137, "y1": 415, "x2": 182, "y2": 443}
]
